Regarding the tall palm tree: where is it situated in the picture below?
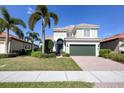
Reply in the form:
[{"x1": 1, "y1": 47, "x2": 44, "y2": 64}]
[
  {"x1": 28, "y1": 5, "x2": 58, "y2": 54},
  {"x1": 0, "y1": 7, "x2": 26, "y2": 54},
  {"x1": 25, "y1": 31, "x2": 40, "y2": 51}
]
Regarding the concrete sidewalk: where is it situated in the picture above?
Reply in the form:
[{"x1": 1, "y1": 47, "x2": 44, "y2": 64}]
[{"x1": 0, "y1": 71, "x2": 124, "y2": 83}]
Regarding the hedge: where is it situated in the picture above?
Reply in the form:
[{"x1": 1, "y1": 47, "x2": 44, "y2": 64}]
[
  {"x1": 25, "y1": 49, "x2": 32, "y2": 56},
  {"x1": 0, "y1": 53, "x2": 18, "y2": 58},
  {"x1": 31, "y1": 51, "x2": 56, "y2": 58},
  {"x1": 62, "y1": 52, "x2": 70, "y2": 57},
  {"x1": 99, "y1": 49, "x2": 124, "y2": 63},
  {"x1": 31, "y1": 51, "x2": 42, "y2": 58},
  {"x1": 99, "y1": 49, "x2": 111, "y2": 58},
  {"x1": 108, "y1": 52, "x2": 124, "y2": 63}
]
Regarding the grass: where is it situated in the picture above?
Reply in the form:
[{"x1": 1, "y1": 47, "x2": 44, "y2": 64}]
[
  {"x1": 0, "y1": 82, "x2": 94, "y2": 88},
  {"x1": 0, "y1": 56, "x2": 81, "y2": 71}
]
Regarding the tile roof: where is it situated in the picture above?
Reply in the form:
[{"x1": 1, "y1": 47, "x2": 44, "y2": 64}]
[
  {"x1": 53, "y1": 25, "x2": 75, "y2": 32},
  {"x1": 53, "y1": 23, "x2": 99, "y2": 32},
  {"x1": 76, "y1": 23, "x2": 99, "y2": 29},
  {"x1": 101, "y1": 32, "x2": 124, "y2": 42},
  {"x1": 0, "y1": 32, "x2": 32, "y2": 44},
  {"x1": 0, "y1": 32, "x2": 13, "y2": 38}
]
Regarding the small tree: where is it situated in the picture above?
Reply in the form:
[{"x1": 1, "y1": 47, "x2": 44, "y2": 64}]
[
  {"x1": 25, "y1": 31, "x2": 40, "y2": 51},
  {"x1": 28, "y1": 5, "x2": 58, "y2": 54},
  {"x1": 0, "y1": 7, "x2": 26, "y2": 54},
  {"x1": 45, "y1": 39, "x2": 54, "y2": 53}
]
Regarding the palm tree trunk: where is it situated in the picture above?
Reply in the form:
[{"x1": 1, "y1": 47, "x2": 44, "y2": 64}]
[
  {"x1": 5, "y1": 28, "x2": 9, "y2": 54},
  {"x1": 42, "y1": 26, "x2": 45, "y2": 54},
  {"x1": 31, "y1": 42, "x2": 34, "y2": 52}
]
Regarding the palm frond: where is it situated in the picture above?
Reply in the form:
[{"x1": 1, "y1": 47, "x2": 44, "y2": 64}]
[
  {"x1": 10, "y1": 18, "x2": 26, "y2": 28},
  {"x1": 32, "y1": 32, "x2": 40, "y2": 37},
  {"x1": 0, "y1": 18, "x2": 7, "y2": 32},
  {"x1": 26, "y1": 31, "x2": 30, "y2": 35},
  {"x1": 26, "y1": 31, "x2": 33, "y2": 38},
  {"x1": 34, "y1": 37, "x2": 40, "y2": 41},
  {"x1": 10, "y1": 25, "x2": 24, "y2": 39},
  {"x1": 28, "y1": 12, "x2": 41, "y2": 30},
  {"x1": 36, "y1": 5, "x2": 48, "y2": 16},
  {"x1": 44, "y1": 14, "x2": 51, "y2": 28},
  {"x1": 49, "y1": 12, "x2": 58, "y2": 26},
  {"x1": 25, "y1": 36, "x2": 33, "y2": 42},
  {"x1": 0, "y1": 7, "x2": 10, "y2": 22},
  {"x1": 26, "y1": 31, "x2": 39, "y2": 41}
]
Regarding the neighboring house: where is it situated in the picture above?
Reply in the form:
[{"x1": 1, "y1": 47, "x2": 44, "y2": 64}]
[
  {"x1": 53, "y1": 23, "x2": 100, "y2": 56},
  {"x1": 100, "y1": 33, "x2": 124, "y2": 52},
  {"x1": 0, "y1": 32, "x2": 38, "y2": 54}
]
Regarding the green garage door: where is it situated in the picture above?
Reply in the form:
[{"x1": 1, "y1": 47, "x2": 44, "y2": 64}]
[{"x1": 70, "y1": 45, "x2": 96, "y2": 56}]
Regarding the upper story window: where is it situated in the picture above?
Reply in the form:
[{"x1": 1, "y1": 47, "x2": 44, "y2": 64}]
[{"x1": 84, "y1": 29, "x2": 90, "y2": 37}]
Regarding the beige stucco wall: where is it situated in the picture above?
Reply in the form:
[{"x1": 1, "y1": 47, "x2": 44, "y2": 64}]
[
  {"x1": 118, "y1": 40, "x2": 124, "y2": 52},
  {"x1": 0, "y1": 41, "x2": 6, "y2": 54},
  {"x1": 10, "y1": 39, "x2": 38, "y2": 52},
  {"x1": 53, "y1": 32, "x2": 67, "y2": 51},
  {"x1": 53, "y1": 32, "x2": 67, "y2": 41},
  {"x1": 0, "y1": 37, "x2": 38, "y2": 54},
  {"x1": 10, "y1": 39, "x2": 24, "y2": 52}
]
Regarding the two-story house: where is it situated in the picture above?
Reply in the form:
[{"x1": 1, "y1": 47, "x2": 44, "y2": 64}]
[{"x1": 53, "y1": 23, "x2": 100, "y2": 56}]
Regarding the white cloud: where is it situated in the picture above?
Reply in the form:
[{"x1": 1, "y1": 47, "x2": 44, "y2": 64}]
[{"x1": 27, "y1": 7, "x2": 34, "y2": 15}]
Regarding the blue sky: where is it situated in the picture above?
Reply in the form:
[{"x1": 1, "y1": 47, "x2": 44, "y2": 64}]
[{"x1": 1, "y1": 5, "x2": 124, "y2": 39}]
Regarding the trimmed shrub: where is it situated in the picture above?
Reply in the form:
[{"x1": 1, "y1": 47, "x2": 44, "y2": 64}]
[
  {"x1": 0, "y1": 53, "x2": 17, "y2": 58},
  {"x1": 108, "y1": 52, "x2": 118, "y2": 59},
  {"x1": 31, "y1": 51, "x2": 56, "y2": 58},
  {"x1": 17, "y1": 49, "x2": 26, "y2": 55},
  {"x1": 108, "y1": 52, "x2": 124, "y2": 63},
  {"x1": 62, "y1": 52, "x2": 70, "y2": 57},
  {"x1": 99, "y1": 49, "x2": 111, "y2": 58},
  {"x1": 45, "y1": 39, "x2": 54, "y2": 53},
  {"x1": 100, "y1": 49, "x2": 124, "y2": 63},
  {"x1": 31, "y1": 51, "x2": 42, "y2": 58},
  {"x1": 25, "y1": 49, "x2": 32, "y2": 56},
  {"x1": 42, "y1": 53, "x2": 56, "y2": 58},
  {"x1": 33, "y1": 48, "x2": 39, "y2": 51}
]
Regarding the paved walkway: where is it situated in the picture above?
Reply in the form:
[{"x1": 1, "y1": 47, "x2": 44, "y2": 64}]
[
  {"x1": 0, "y1": 71, "x2": 124, "y2": 87},
  {"x1": 71, "y1": 56, "x2": 124, "y2": 71},
  {"x1": 0, "y1": 71, "x2": 124, "y2": 83}
]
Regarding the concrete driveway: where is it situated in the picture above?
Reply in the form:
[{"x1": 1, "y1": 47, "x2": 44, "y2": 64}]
[{"x1": 71, "y1": 56, "x2": 124, "y2": 71}]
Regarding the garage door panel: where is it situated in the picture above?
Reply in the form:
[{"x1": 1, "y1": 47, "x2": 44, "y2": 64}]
[{"x1": 70, "y1": 45, "x2": 96, "y2": 56}]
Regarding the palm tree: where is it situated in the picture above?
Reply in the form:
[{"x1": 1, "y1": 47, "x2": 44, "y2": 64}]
[
  {"x1": 0, "y1": 7, "x2": 26, "y2": 54},
  {"x1": 28, "y1": 5, "x2": 58, "y2": 54},
  {"x1": 25, "y1": 31, "x2": 40, "y2": 51}
]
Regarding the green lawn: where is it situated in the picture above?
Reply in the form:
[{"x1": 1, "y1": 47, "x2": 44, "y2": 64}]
[
  {"x1": 0, "y1": 56, "x2": 81, "y2": 71},
  {"x1": 0, "y1": 82, "x2": 94, "y2": 88}
]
